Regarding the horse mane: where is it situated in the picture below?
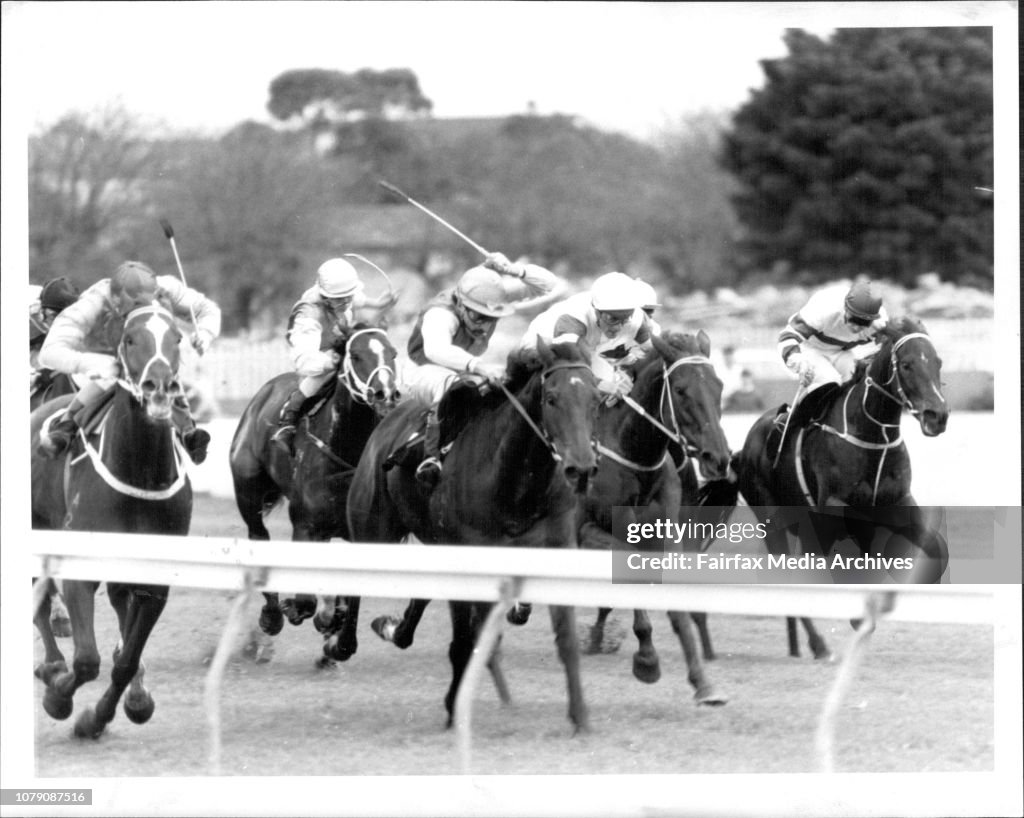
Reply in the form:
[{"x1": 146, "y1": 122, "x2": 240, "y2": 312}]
[
  {"x1": 330, "y1": 322, "x2": 379, "y2": 354},
  {"x1": 504, "y1": 340, "x2": 592, "y2": 394},
  {"x1": 850, "y1": 314, "x2": 929, "y2": 382}
]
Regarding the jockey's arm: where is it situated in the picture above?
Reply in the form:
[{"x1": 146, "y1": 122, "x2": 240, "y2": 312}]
[
  {"x1": 157, "y1": 275, "x2": 222, "y2": 344},
  {"x1": 421, "y1": 308, "x2": 479, "y2": 372},
  {"x1": 37, "y1": 287, "x2": 109, "y2": 375},
  {"x1": 288, "y1": 306, "x2": 339, "y2": 377},
  {"x1": 500, "y1": 262, "x2": 562, "y2": 304},
  {"x1": 777, "y1": 313, "x2": 813, "y2": 368}
]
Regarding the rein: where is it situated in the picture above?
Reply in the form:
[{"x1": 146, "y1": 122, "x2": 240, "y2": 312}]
[
  {"x1": 620, "y1": 355, "x2": 712, "y2": 459},
  {"x1": 497, "y1": 361, "x2": 594, "y2": 463}
]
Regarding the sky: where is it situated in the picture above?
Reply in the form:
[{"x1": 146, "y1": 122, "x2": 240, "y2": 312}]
[{"x1": 1, "y1": 1, "x2": 1006, "y2": 142}]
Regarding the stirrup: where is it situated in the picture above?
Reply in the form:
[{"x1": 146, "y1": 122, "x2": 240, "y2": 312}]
[
  {"x1": 272, "y1": 425, "x2": 296, "y2": 454},
  {"x1": 415, "y1": 456, "x2": 442, "y2": 486}
]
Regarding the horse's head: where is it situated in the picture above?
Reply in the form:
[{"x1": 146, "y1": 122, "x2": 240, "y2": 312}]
[
  {"x1": 335, "y1": 325, "x2": 400, "y2": 417},
  {"x1": 117, "y1": 304, "x2": 184, "y2": 421},
  {"x1": 521, "y1": 338, "x2": 601, "y2": 493},
  {"x1": 649, "y1": 330, "x2": 732, "y2": 480},
  {"x1": 876, "y1": 317, "x2": 949, "y2": 437}
]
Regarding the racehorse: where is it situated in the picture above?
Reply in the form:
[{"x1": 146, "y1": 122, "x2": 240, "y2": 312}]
[
  {"x1": 30, "y1": 303, "x2": 193, "y2": 738},
  {"x1": 229, "y1": 325, "x2": 399, "y2": 662},
  {"x1": 348, "y1": 340, "x2": 601, "y2": 732},
  {"x1": 577, "y1": 331, "x2": 730, "y2": 704},
  {"x1": 734, "y1": 315, "x2": 949, "y2": 657}
]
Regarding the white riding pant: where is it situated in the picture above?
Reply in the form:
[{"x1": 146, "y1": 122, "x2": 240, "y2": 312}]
[
  {"x1": 792, "y1": 347, "x2": 857, "y2": 407},
  {"x1": 404, "y1": 363, "x2": 460, "y2": 407},
  {"x1": 298, "y1": 371, "x2": 334, "y2": 398}
]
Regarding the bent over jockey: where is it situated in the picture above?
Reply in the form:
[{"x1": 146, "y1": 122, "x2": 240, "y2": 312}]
[
  {"x1": 779, "y1": 279, "x2": 889, "y2": 398},
  {"x1": 272, "y1": 258, "x2": 397, "y2": 454},
  {"x1": 37, "y1": 261, "x2": 221, "y2": 463},
  {"x1": 402, "y1": 252, "x2": 562, "y2": 485},
  {"x1": 30, "y1": 276, "x2": 80, "y2": 383},
  {"x1": 519, "y1": 271, "x2": 654, "y2": 403}
]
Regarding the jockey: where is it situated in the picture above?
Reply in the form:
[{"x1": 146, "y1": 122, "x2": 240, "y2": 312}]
[
  {"x1": 403, "y1": 252, "x2": 562, "y2": 484},
  {"x1": 37, "y1": 261, "x2": 222, "y2": 464},
  {"x1": 272, "y1": 257, "x2": 397, "y2": 454},
  {"x1": 30, "y1": 277, "x2": 80, "y2": 380},
  {"x1": 778, "y1": 279, "x2": 889, "y2": 411},
  {"x1": 519, "y1": 271, "x2": 654, "y2": 403}
]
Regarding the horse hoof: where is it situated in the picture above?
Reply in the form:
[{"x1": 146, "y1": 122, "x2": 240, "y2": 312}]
[
  {"x1": 324, "y1": 639, "x2": 356, "y2": 663},
  {"x1": 35, "y1": 660, "x2": 68, "y2": 685},
  {"x1": 506, "y1": 603, "x2": 532, "y2": 626},
  {"x1": 51, "y1": 616, "x2": 73, "y2": 639},
  {"x1": 73, "y1": 708, "x2": 103, "y2": 739},
  {"x1": 281, "y1": 598, "x2": 315, "y2": 626},
  {"x1": 124, "y1": 695, "x2": 155, "y2": 724},
  {"x1": 315, "y1": 654, "x2": 337, "y2": 670},
  {"x1": 694, "y1": 689, "x2": 729, "y2": 706},
  {"x1": 632, "y1": 653, "x2": 661, "y2": 684},
  {"x1": 371, "y1": 615, "x2": 399, "y2": 643},
  {"x1": 313, "y1": 610, "x2": 343, "y2": 635},
  {"x1": 42, "y1": 688, "x2": 73, "y2": 721},
  {"x1": 259, "y1": 606, "x2": 284, "y2": 636},
  {"x1": 242, "y1": 638, "x2": 275, "y2": 664}
]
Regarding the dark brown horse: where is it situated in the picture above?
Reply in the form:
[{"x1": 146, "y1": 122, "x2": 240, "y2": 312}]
[
  {"x1": 229, "y1": 325, "x2": 399, "y2": 662},
  {"x1": 31, "y1": 304, "x2": 193, "y2": 738},
  {"x1": 578, "y1": 331, "x2": 730, "y2": 703},
  {"x1": 734, "y1": 316, "x2": 950, "y2": 657},
  {"x1": 348, "y1": 340, "x2": 601, "y2": 732}
]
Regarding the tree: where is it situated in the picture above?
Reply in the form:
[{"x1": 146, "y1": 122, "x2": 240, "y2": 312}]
[
  {"x1": 28, "y1": 105, "x2": 167, "y2": 281},
  {"x1": 722, "y1": 27, "x2": 993, "y2": 286}
]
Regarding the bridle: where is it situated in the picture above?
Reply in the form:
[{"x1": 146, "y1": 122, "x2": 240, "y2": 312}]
[
  {"x1": 498, "y1": 361, "x2": 597, "y2": 463},
  {"x1": 115, "y1": 305, "x2": 181, "y2": 404},
  {"x1": 865, "y1": 332, "x2": 936, "y2": 421},
  {"x1": 339, "y1": 327, "x2": 397, "y2": 407}
]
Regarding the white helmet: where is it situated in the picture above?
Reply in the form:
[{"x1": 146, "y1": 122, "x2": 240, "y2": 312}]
[
  {"x1": 591, "y1": 272, "x2": 642, "y2": 312},
  {"x1": 456, "y1": 266, "x2": 514, "y2": 317},
  {"x1": 633, "y1": 279, "x2": 659, "y2": 310},
  {"x1": 317, "y1": 258, "x2": 363, "y2": 298}
]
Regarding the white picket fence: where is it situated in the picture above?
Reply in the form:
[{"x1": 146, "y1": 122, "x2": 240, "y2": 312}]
[{"x1": 30, "y1": 531, "x2": 995, "y2": 777}]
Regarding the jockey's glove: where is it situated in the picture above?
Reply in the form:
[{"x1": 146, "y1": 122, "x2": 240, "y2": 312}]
[
  {"x1": 77, "y1": 353, "x2": 120, "y2": 382},
  {"x1": 598, "y1": 369, "x2": 633, "y2": 398},
  {"x1": 484, "y1": 251, "x2": 524, "y2": 279},
  {"x1": 191, "y1": 329, "x2": 215, "y2": 355},
  {"x1": 469, "y1": 358, "x2": 506, "y2": 382},
  {"x1": 786, "y1": 352, "x2": 815, "y2": 386}
]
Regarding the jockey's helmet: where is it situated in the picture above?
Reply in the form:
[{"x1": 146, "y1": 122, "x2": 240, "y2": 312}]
[
  {"x1": 39, "y1": 276, "x2": 80, "y2": 312},
  {"x1": 455, "y1": 266, "x2": 514, "y2": 318},
  {"x1": 591, "y1": 272, "x2": 642, "y2": 313},
  {"x1": 844, "y1": 280, "x2": 883, "y2": 322},
  {"x1": 111, "y1": 262, "x2": 158, "y2": 311},
  {"x1": 633, "y1": 279, "x2": 659, "y2": 312},
  {"x1": 317, "y1": 258, "x2": 363, "y2": 299}
]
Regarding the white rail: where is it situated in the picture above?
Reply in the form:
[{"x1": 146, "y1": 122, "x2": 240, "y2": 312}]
[{"x1": 30, "y1": 530, "x2": 995, "y2": 777}]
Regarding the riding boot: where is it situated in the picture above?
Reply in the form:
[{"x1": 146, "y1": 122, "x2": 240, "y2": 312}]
[
  {"x1": 768, "y1": 407, "x2": 790, "y2": 461},
  {"x1": 173, "y1": 396, "x2": 211, "y2": 465},
  {"x1": 272, "y1": 389, "x2": 307, "y2": 456},
  {"x1": 414, "y1": 409, "x2": 442, "y2": 487},
  {"x1": 37, "y1": 398, "x2": 84, "y2": 458}
]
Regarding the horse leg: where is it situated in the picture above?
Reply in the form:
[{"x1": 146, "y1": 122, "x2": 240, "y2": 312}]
[
  {"x1": 33, "y1": 581, "x2": 67, "y2": 683},
  {"x1": 631, "y1": 609, "x2": 661, "y2": 683},
  {"x1": 690, "y1": 611, "x2": 716, "y2": 660},
  {"x1": 443, "y1": 600, "x2": 477, "y2": 729},
  {"x1": 583, "y1": 607, "x2": 612, "y2": 655},
  {"x1": 786, "y1": 616, "x2": 800, "y2": 657},
  {"x1": 372, "y1": 598, "x2": 431, "y2": 649},
  {"x1": 486, "y1": 636, "x2": 512, "y2": 705},
  {"x1": 258, "y1": 592, "x2": 284, "y2": 636},
  {"x1": 800, "y1": 617, "x2": 832, "y2": 660},
  {"x1": 323, "y1": 596, "x2": 361, "y2": 662},
  {"x1": 281, "y1": 593, "x2": 317, "y2": 626},
  {"x1": 43, "y1": 580, "x2": 101, "y2": 722},
  {"x1": 50, "y1": 589, "x2": 73, "y2": 638},
  {"x1": 549, "y1": 604, "x2": 589, "y2": 734},
  {"x1": 107, "y1": 585, "x2": 157, "y2": 724},
  {"x1": 667, "y1": 611, "x2": 727, "y2": 705},
  {"x1": 74, "y1": 585, "x2": 167, "y2": 738}
]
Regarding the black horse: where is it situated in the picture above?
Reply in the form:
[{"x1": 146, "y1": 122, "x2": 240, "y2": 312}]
[
  {"x1": 734, "y1": 316, "x2": 950, "y2": 657},
  {"x1": 229, "y1": 325, "x2": 399, "y2": 662},
  {"x1": 349, "y1": 340, "x2": 601, "y2": 732},
  {"x1": 578, "y1": 331, "x2": 731, "y2": 704},
  {"x1": 31, "y1": 304, "x2": 193, "y2": 738}
]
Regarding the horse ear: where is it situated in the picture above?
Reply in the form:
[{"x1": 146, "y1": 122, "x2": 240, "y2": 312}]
[
  {"x1": 536, "y1": 336, "x2": 555, "y2": 367},
  {"x1": 696, "y1": 329, "x2": 711, "y2": 358},
  {"x1": 650, "y1": 332, "x2": 672, "y2": 361}
]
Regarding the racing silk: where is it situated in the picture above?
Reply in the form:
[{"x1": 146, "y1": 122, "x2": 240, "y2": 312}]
[
  {"x1": 407, "y1": 264, "x2": 559, "y2": 371},
  {"x1": 520, "y1": 291, "x2": 653, "y2": 366},
  {"x1": 777, "y1": 284, "x2": 889, "y2": 365},
  {"x1": 286, "y1": 286, "x2": 364, "y2": 376},
  {"x1": 39, "y1": 275, "x2": 221, "y2": 376},
  {"x1": 29, "y1": 288, "x2": 49, "y2": 369}
]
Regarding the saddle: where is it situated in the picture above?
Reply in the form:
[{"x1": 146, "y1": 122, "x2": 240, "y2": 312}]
[{"x1": 767, "y1": 383, "x2": 841, "y2": 462}]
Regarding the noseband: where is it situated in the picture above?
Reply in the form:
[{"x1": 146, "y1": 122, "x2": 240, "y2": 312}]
[
  {"x1": 340, "y1": 328, "x2": 396, "y2": 406},
  {"x1": 115, "y1": 305, "x2": 180, "y2": 403}
]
